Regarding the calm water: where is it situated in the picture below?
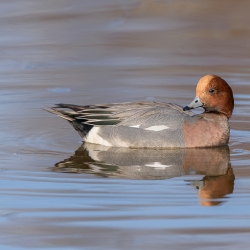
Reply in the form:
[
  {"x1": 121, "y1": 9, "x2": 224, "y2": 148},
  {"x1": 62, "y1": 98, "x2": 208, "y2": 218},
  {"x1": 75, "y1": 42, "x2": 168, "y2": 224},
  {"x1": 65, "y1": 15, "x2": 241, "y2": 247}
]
[{"x1": 0, "y1": 0, "x2": 250, "y2": 249}]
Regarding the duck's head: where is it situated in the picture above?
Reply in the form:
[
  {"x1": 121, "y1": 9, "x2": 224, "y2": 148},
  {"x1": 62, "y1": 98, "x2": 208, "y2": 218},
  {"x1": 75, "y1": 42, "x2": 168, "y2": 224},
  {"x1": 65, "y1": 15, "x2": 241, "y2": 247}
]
[{"x1": 183, "y1": 74, "x2": 234, "y2": 119}]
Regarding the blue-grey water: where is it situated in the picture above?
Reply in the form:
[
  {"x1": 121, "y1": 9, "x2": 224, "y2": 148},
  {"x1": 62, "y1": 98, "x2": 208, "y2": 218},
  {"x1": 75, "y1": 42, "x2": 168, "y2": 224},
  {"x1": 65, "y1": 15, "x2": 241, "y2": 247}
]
[{"x1": 0, "y1": 0, "x2": 250, "y2": 249}]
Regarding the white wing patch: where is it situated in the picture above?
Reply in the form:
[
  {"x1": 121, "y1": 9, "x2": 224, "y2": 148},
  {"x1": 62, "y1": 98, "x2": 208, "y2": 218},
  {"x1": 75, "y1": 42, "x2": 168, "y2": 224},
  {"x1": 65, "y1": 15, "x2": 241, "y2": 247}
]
[
  {"x1": 129, "y1": 125, "x2": 140, "y2": 128},
  {"x1": 145, "y1": 162, "x2": 172, "y2": 169},
  {"x1": 85, "y1": 127, "x2": 113, "y2": 146},
  {"x1": 144, "y1": 125, "x2": 169, "y2": 131}
]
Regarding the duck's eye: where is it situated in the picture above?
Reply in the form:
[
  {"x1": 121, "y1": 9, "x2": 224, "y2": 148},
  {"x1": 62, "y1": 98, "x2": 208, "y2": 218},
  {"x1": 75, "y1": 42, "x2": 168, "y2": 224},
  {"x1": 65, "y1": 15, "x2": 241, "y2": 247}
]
[{"x1": 209, "y1": 89, "x2": 215, "y2": 93}]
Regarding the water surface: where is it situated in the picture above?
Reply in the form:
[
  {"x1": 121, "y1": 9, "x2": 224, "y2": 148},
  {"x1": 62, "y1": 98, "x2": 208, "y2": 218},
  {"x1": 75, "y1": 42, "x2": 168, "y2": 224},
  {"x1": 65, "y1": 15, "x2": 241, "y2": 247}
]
[{"x1": 0, "y1": 0, "x2": 250, "y2": 249}]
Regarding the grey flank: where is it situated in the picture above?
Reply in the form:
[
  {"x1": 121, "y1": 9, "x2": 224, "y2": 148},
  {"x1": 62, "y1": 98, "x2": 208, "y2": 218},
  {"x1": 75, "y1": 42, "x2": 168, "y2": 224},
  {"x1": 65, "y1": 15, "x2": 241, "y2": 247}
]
[{"x1": 47, "y1": 101, "x2": 194, "y2": 148}]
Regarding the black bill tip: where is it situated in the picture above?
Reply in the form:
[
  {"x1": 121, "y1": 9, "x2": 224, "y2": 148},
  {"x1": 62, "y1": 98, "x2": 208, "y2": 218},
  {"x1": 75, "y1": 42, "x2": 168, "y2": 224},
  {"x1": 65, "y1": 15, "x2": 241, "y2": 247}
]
[{"x1": 183, "y1": 106, "x2": 192, "y2": 111}]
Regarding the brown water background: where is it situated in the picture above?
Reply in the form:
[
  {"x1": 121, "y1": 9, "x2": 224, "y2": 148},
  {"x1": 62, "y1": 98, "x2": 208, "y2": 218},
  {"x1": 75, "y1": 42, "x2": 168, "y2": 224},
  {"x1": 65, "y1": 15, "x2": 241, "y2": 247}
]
[{"x1": 0, "y1": 0, "x2": 250, "y2": 249}]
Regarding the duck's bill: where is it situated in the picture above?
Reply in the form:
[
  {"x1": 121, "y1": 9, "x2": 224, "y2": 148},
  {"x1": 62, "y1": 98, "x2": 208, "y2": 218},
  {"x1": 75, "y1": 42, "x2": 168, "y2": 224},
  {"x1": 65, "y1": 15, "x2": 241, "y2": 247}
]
[{"x1": 183, "y1": 96, "x2": 203, "y2": 111}]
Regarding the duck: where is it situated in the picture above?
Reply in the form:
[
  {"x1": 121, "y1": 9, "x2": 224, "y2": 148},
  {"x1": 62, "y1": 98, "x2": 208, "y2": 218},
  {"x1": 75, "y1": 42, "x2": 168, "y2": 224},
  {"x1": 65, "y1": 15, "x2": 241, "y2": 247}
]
[{"x1": 46, "y1": 74, "x2": 234, "y2": 148}]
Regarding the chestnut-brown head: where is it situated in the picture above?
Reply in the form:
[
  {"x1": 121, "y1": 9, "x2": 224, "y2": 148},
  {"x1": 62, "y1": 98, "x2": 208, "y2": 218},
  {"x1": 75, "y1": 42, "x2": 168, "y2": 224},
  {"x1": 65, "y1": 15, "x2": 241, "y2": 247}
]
[{"x1": 183, "y1": 75, "x2": 234, "y2": 119}]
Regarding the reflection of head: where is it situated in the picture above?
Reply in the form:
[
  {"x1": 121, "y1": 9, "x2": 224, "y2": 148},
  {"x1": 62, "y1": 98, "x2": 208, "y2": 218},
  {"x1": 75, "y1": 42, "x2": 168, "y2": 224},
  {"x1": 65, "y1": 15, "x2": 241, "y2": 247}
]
[{"x1": 198, "y1": 167, "x2": 235, "y2": 206}]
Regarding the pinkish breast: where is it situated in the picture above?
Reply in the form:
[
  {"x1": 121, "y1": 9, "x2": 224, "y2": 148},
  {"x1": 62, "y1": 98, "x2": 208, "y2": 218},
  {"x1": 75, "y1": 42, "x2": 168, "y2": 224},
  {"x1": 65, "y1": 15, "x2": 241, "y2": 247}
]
[{"x1": 183, "y1": 113, "x2": 229, "y2": 147}]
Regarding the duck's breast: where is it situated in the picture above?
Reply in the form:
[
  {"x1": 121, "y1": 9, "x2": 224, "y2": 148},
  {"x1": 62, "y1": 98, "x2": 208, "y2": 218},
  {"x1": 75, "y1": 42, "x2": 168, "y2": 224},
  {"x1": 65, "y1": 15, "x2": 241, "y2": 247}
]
[{"x1": 183, "y1": 113, "x2": 230, "y2": 147}]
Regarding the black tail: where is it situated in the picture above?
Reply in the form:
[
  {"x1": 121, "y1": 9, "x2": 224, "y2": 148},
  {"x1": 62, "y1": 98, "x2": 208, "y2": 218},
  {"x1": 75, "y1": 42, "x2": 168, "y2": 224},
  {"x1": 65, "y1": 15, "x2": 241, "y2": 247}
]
[
  {"x1": 54, "y1": 103, "x2": 88, "y2": 112},
  {"x1": 44, "y1": 105, "x2": 93, "y2": 138},
  {"x1": 69, "y1": 120, "x2": 93, "y2": 138}
]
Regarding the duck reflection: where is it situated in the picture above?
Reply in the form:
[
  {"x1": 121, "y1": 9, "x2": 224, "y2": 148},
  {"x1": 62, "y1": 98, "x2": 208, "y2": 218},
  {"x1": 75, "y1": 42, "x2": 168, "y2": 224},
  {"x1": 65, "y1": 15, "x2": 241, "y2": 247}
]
[
  {"x1": 54, "y1": 143, "x2": 234, "y2": 206},
  {"x1": 190, "y1": 167, "x2": 235, "y2": 206}
]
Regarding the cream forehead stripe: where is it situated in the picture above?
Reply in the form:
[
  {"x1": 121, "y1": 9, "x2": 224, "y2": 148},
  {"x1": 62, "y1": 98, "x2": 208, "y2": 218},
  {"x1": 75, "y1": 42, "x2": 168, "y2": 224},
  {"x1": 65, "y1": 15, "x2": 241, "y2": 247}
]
[{"x1": 197, "y1": 74, "x2": 215, "y2": 90}]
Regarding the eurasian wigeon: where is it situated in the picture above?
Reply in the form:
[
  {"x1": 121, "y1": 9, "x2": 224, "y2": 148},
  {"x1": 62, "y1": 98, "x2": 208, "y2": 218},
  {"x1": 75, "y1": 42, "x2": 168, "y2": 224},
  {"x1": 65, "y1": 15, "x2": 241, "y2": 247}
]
[{"x1": 46, "y1": 74, "x2": 234, "y2": 148}]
